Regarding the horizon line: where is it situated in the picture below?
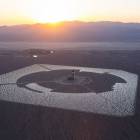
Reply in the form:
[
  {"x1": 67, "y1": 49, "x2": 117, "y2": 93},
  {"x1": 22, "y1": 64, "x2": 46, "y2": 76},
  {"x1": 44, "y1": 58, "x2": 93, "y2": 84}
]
[{"x1": 1, "y1": 20, "x2": 140, "y2": 27}]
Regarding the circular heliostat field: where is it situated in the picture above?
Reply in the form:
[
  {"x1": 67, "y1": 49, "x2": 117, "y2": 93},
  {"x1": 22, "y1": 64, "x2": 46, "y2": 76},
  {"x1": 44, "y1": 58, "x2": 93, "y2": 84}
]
[
  {"x1": 17, "y1": 69, "x2": 126, "y2": 93},
  {"x1": 0, "y1": 64, "x2": 138, "y2": 116}
]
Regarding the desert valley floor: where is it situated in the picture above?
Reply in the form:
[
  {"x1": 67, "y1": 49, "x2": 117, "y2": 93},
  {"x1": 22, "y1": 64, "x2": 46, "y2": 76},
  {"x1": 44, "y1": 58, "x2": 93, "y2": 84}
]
[{"x1": 0, "y1": 49, "x2": 140, "y2": 140}]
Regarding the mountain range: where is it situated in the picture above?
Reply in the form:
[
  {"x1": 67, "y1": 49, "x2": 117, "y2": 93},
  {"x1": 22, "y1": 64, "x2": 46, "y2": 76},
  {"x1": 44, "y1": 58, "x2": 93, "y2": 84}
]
[{"x1": 0, "y1": 21, "x2": 140, "y2": 42}]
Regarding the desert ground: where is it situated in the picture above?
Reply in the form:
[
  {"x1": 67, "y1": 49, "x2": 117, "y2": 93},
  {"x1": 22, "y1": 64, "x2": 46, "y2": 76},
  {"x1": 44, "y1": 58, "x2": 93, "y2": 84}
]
[{"x1": 0, "y1": 49, "x2": 140, "y2": 140}]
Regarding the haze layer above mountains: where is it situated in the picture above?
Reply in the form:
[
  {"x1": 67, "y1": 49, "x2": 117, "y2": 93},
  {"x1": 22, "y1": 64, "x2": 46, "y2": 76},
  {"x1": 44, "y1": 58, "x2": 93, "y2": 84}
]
[{"x1": 0, "y1": 22, "x2": 140, "y2": 42}]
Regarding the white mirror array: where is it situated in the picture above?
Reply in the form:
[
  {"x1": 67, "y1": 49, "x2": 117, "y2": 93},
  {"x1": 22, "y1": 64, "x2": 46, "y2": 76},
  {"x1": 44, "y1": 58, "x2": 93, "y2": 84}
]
[{"x1": 0, "y1": 64, "x2": 138, "y2": 117}]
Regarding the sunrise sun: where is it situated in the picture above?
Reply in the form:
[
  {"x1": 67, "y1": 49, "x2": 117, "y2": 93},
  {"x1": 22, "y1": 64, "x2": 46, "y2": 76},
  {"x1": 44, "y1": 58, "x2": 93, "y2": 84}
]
[{"x1": 29, "y1": 0, "x2": 78, "y2": 23}]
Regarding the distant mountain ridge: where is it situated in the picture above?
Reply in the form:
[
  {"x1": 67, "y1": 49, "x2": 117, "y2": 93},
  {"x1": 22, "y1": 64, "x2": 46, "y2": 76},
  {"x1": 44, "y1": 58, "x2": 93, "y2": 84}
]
[{"x1": 0, "y1": 21, "x2": 140, "y2": 42}]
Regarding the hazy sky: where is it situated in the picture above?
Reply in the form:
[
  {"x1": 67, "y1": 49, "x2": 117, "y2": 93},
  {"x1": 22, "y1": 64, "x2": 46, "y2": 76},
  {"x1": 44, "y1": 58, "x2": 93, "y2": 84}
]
[{"x1": 0, "y1": 0, "x2": 140, "y2": 25}]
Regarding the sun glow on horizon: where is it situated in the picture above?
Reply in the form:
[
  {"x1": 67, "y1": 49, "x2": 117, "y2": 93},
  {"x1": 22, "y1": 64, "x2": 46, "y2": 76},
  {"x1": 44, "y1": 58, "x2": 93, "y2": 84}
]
[
  {"x1": 28, "y1": 0, "x2": 80, "y2": 23},
  {"x1": 0, "y1": 0, "x2": 140, "y2": 25}
]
